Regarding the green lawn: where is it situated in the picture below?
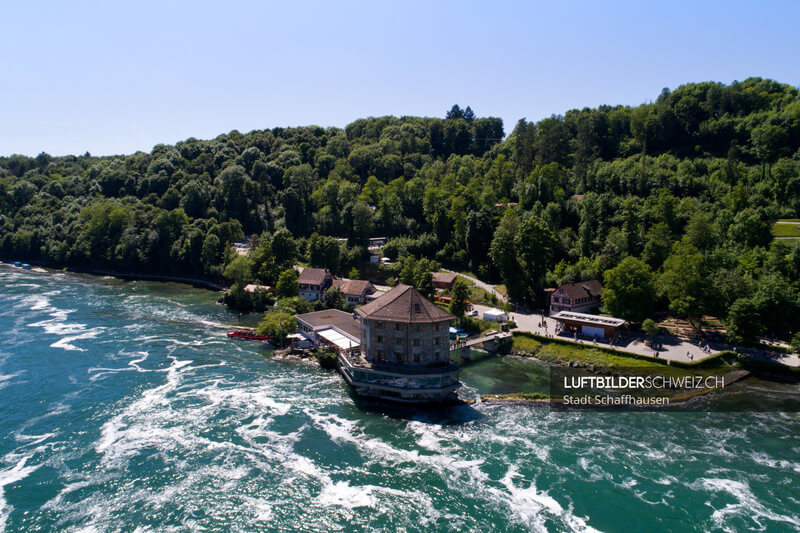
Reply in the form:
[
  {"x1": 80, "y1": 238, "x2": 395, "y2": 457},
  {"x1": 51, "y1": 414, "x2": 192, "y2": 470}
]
[
  {"x1": 772, "y1": 222, "x2": 800, "y2": 238},
  {"x1": 511, "y1": 332, "x2": 734, "y2": 376}
]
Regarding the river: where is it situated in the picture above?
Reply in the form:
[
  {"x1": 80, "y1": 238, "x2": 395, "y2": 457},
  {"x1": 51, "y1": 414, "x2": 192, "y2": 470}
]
[{"x1": 0, "y1": 267, "x2": 798, "y2": 532}]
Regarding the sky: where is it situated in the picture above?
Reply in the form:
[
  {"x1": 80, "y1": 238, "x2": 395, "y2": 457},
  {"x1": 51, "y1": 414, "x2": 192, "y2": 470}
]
[{"x1": 2, "y1": 0, "x2": 799, "y2": 157}]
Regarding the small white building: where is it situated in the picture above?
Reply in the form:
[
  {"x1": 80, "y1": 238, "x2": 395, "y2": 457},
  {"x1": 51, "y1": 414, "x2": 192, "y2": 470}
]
[
  {"x1": 482, "y1": 308, "x2": 508, "y2": 322},
  {"x1": 295, "y1": 309, "x2": 361, "y2": 352}
]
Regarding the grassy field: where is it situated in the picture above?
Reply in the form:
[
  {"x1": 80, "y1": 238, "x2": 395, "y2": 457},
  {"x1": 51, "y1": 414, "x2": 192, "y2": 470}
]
[
  {"x1": 772, "y1": 221, "x2": 800, "y2": 238},
  {"x1": 511, "y1": 332, "x2": 735, "y2": 376}
]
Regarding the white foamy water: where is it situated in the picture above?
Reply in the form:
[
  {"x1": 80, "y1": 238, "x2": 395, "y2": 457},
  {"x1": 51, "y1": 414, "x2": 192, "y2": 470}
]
[
  {"x1": 0, "y1": 455, "x2": 40, "y2": 532},
  {"x1": 3, "y1": 268, "x2": 800, "y2": 532}
]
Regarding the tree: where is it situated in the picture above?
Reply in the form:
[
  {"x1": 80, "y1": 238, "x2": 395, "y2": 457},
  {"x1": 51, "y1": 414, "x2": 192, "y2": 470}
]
[
  {"x1": 348, "y1": 267, "x2": 360, "y2": 279},
  {"x1": 308, "y1": 233, "x2": 340, "y2": 271},
  {"x1": 449, "y1": 278, "x2": 470, "y2": 318},
  {"x1": 514, "y1": 215, "x2": 559, "y2": 303},
  {"x1": 642, "y1": 319, "x2": 659, "y2": 337},
  {"x1": 751, "y1": 123, "x2": 788, "y2": 175},
  {"x1": 276, "y1": 269, "x2": 299, "y2": 298},
  {"x1": 791, "y1": 332, "x2": 800, "y2": 354},
  {"x1": 417, "y1": 270, "x2": 435, "y2": 299},
  {"x1": 602, "y1": 257, "x2": 656, "y2": 322},
  {"x1": 271, "y1": 229, "x2": 297, "y2": 271},
  {"x1": 490, "y1": 211, "x2": 523, "y2": 301},
  {"x1": 201, "y1": 233, "x2": 222, "y2": 275},
  {"x1": 658, "y1": 240, "x2": 714, "y2": 331},
  {"x1": 446, "y1": 104, "x2": 464, "y2": 120},
  {"x1": 726, "y1": 297, "x2": 762, "y2": 344},
  {"x1": 257, "y1": 312, "x2": 297, "y2": 346},
  {"x1": 223, "y1": 255, "x2": 254, "y2": 285},
  {"x1": 685, "y1": 211, "x2": 714, "y2": 250},
  {"x1": 323, "y1": 286, "x2": 346, "y2": 310}
]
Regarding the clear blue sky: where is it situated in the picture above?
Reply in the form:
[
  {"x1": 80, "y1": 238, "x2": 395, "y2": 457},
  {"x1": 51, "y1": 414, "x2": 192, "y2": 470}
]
[{"x1": 2, "y1": 0, "x2": 799, "y2": 157}]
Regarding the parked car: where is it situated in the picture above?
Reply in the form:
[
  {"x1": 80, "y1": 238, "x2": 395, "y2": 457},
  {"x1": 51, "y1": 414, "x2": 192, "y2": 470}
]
[{"x1": 466, "y1": 309, "x2": 478, "y2": 317}]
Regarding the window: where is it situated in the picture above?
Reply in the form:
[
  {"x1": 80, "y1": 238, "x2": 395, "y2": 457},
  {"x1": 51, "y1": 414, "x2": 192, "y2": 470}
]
[
  {"x1": 395, "y1": 351, "x2": 403, "y2": 361},
  {"x1": 434, "y1": 337, "x2": 440, "y2": 345},
  {"x1": 394, "y1": 336, "x2": 402, "y2": 344},
  {"x1": 413, "y1": 338, "x2": 420, "y2": 346},
  {"x1": 414, "y1": 304, "x2": 421, "y2": 313},
  {"x1": 376, "y1": 321, "x2": 384, "y2": 329},
  {"x1": 394, "y1": 323, "x2": 401, "y2": 331},
  {"x1": 414, "y1": 324, "x2": 421, "y2": 332},
  {"x1": 376, "y1": 335, "x2": 384, "y2": 343},
  {"x1": 434, "y1": 323, "x2": 440, "y2": 332},
  {"x1": 434, "y1": 350, "x2": 440, "y2": 360},
  {"x1": 413, "y1": 353, "x2": 420, "y2": 363}
]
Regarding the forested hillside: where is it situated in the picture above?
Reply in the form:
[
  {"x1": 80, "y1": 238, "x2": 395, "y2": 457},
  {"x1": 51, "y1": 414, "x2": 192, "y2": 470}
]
[{"x1": 2, "y1": 78, "x2": 800, "y2": 343}]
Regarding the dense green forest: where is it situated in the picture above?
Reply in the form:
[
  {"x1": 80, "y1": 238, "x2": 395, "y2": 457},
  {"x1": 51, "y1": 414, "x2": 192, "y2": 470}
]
[{"x1": 2, "y1": 78, "x2": 800, "y2": 344}]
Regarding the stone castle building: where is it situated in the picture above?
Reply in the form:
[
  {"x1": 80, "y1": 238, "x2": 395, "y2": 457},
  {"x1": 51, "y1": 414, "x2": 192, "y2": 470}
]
[{"x1": 338, "y1": 284, "x2": 460, "y2": 403}]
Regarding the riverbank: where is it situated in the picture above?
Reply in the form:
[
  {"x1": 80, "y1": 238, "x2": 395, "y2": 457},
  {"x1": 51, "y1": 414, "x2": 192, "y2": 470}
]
[
  {"x1": 509, "y1": 331, "x2": 737, "y2": 375},
  {"x1": 1, "y1": 260, "x2": 228, "y2": 291}
]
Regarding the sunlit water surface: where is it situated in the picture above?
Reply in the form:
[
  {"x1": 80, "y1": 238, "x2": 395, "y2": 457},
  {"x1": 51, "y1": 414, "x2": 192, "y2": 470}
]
[{"x1": 1, "y1": 267, "x2": 798, "y2": 532}]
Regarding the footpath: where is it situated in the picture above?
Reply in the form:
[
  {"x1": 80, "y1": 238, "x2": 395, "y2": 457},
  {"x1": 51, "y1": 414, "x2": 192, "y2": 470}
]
[{"x1": 469, "y1": 303, "x2": 800, "y2": 368}]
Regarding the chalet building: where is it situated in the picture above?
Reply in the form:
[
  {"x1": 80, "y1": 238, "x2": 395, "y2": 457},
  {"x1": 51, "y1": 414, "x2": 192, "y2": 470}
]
[
  {"x1": 337, "y1": 284, "x2": 460, "y2": 403},
  {"x1": 549, "y1": 280, "x2": 603, "y2": 315},
  {"x1": 298, "y1": 267, "x2": 334, "y2": 302},
  {"x1": 432, "y1": 272, "x2": 458, "y2": 290},
  {"x1": 332, "y1": 279, "x2": 376, "y2": 306}
]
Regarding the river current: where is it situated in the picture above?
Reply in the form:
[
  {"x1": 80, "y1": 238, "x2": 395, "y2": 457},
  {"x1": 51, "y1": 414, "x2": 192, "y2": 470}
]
[{"x1": 0, "y1": 267, "x2": 798, "y2": 532}]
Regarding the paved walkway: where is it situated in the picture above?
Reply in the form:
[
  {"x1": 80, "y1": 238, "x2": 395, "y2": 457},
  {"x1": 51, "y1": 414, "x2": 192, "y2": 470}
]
[
  {"x1": 469, "y1": 303, "x2": 800, "y2": 368},
  {"x1": 442, "y1": 269, "x2": 507, "y2": 302}
]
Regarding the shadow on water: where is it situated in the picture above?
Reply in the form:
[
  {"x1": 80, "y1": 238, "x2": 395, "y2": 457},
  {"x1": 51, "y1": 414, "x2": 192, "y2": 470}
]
[{"x1": 350, "y1": 396, "x2": 484, "y2": 425}]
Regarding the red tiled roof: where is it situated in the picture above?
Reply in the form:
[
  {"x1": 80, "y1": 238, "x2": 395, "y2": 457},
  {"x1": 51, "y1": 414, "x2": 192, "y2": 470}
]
[{"x1": 355, "y1": 284, "x2": 455, "y2": 323}]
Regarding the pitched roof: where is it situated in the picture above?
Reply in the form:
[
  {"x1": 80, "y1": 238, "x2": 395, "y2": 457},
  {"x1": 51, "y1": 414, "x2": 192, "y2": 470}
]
[
  {"x1": 297, "y1": 267, "x2": 331, "y2": 285},
  {"x1": 332, "y1": 279, "x2": 375, "y2": 296},
  {"x1": 355, "y1": 284, "x2": 455, "y2": 323},
  {"x1": 432, "y1": 272, "x2": 458, "y2": 284},
  {"x1": 555, "y1": 280, "x2": 603, "y2": 299}
]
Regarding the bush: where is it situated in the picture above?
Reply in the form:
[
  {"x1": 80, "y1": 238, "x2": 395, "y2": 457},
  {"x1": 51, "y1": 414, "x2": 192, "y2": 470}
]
[
  {"x1": 314, "y1": 348, "x2": 339, "y2": 370},
  {"x1": 642, "y1": 318, "x2": 659, "y2": 337}
]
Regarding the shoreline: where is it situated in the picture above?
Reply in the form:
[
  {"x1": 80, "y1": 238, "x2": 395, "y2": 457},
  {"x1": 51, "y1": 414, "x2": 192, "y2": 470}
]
[{"x1": 1, "y1": 261, "x2": 228, "y2": 291}]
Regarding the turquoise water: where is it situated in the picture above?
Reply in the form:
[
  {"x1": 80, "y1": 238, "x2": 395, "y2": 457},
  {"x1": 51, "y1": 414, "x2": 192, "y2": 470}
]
[{"x1": 1, "y1": 267, "x2": 799, "y2": 532}]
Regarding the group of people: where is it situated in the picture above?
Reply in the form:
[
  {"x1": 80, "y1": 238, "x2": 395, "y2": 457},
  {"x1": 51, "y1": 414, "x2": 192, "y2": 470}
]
[{"x1": 451, "y1": 338, "x2": 468, "y2": 350}]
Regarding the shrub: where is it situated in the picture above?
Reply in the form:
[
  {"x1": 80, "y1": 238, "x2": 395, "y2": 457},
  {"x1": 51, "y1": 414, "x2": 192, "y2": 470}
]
[{"x1": 314, "y1": 348, "x2": 339, "y2": 370}]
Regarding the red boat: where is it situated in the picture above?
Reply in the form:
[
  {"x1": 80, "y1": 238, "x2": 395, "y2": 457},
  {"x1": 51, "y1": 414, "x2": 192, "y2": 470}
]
[{"x1": 227, "y1": 328, "x2": 271, "y2": 341}]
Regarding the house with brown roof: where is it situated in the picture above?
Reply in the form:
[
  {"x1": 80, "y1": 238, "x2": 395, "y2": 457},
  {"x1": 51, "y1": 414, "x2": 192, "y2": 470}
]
[
  {"x1": 337, "y1": 284, "x2": 460, "y2": 403},
  {"x1": 332, "y1": 279, "x2": 376, "y2": 306},
  {"x1": 432, "y1": 272, "x2": 458, "y2": 290},
  {"x1": 549, "y1": 280, "x2": 603, "y2": 315},
  {"x1": 297, "y1": 267, "x2": 334, "y2": 302}
]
